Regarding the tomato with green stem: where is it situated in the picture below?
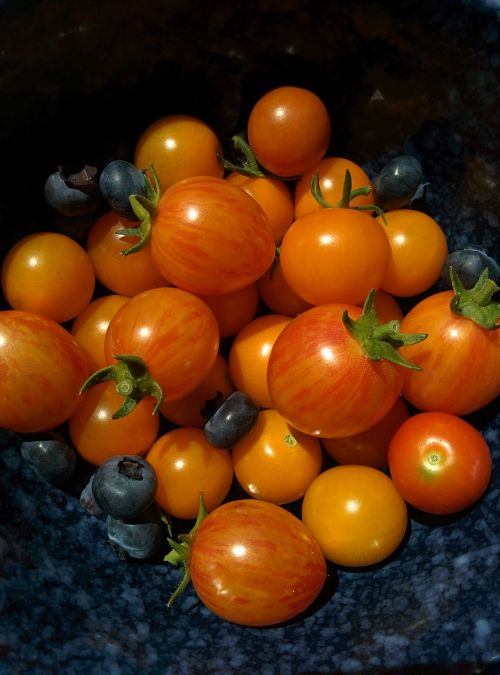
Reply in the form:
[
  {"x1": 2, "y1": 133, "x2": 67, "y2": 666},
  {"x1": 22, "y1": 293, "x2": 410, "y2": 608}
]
[{"x1": 388, "y1": 412, "x2": 492, "y2": 515}]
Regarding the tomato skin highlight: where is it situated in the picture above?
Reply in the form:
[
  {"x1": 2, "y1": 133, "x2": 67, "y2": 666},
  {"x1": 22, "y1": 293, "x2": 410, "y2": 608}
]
[
  {"x1": 267, "y1": 304, "x2": 405, "y2": 438},
  {"x1": 151, "y1": 177, "x2": 275, "y2": 295},
  {"x1": 189, "y1": 499, "x2": 327, "y2": 626},
  {"x1": 104, "y1": 287, "x2": 220, "y2": 402},
  {"x1": 388, "y1": 412, "x2": 493, "y2": 515},
  {"x1": 0, "y1": 310, "x2": 89, "y2": 433},
  {"x1": 399, "y1": 290, "x2": 500, "y2": 415}
]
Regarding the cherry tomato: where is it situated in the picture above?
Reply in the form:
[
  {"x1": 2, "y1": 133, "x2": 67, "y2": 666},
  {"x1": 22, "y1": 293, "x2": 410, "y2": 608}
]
[
  {"x1": 377, "y1": 209, "x2": 448, "y2": 297},
  {"x1": 195, "y1": 283, "x2": 259, "y2": 338},
  {"x1": 228, "y1": 314, "x2": 291, "y2": 409},
  {"x1": 280, "y1": 208, "x2": 391, "y2": 305},
  {"x1": 369, "y1": 289, "x2": 404, "y2": 324},
  {"x1": 146, "y1": 427, "x2": 233, "y2": 519},
  {"x1": 189, "y1": 499, "x2": 327, "y2": 625},
  {"x1": 267, "y1": 303, "x2": 409, "y2": 438},
  {"x1": 0, "y1": 310, "x2": 88, "y2": 433},
  {"x1": 399, "y1": 290, "x2": 500, "y2": 415},
  {"x1": 302, "y1": 465, "x2": 408, "y2": 566},
  {"x1": 226, "y1": 172, "x2": 294, "y2": 244},
  {"x1": 71, "y1": 294, "x2": 129, "y2": 371},
  {"x1": 87, "y1": 211, "x2": 169, "y2": 297},
  {"x1": 1, "y1": 232, "x2": 95, "y2": 323},
  {"x1": 294, "y1": 157, "x2": 373, "y2": 219},
  {"x1": 388, "y1": 412, "x2": 492, "y2": 515},
  {"x1": 134, "y1": 114, "x2": 224, "y2": 190},
  {"x1": 104, "y1": 287, "x2": 220, "y2": 403},
  {"x1": 257, "y1": 261, "x2": 312, "y2": 317},
  {"x1": 247, "y1": 86, "x2": 331, "y2": 177},
  {"x1": 69, "y1": 382, "x2": 159, "y2": 466},
  {"x1": 232, "y1": 409, "x2": 323, "y2": 504},
  {"x1": 322, "y1": 397, "x2": 409, "y2": 469},
  {"x1": 159, "y1": 354, "x2": 234, "y2": 428},
  {"x1": 151, "y1": 177, "x2": 275, "y2": 294}
]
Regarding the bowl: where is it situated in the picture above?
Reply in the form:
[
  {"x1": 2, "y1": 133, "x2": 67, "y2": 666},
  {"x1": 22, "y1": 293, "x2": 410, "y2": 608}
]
[{"x1": 0, "y1": 1, "x2": 499, "y2": 673}]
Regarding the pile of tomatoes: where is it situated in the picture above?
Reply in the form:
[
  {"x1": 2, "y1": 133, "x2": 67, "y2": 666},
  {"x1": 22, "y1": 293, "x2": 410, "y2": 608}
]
[{"x1": 0, "y1": 86, "x2": 498, "y2": 627}]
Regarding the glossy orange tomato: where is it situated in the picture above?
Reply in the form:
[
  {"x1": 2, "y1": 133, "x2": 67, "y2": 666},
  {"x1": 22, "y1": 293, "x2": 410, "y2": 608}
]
[
  {"x1": 257, "y1": 261, "x2": 312, "y2": 317},
  {"x1": 388, "y1": 412, "x2": 492, "y2": 515},
  {"x1": 71, "y1": 294, "x2": 129, "y2": 371},
  {"x1": 226, "y1": 172, "x2": 294, "y2": 244},
  {"x1": 247, "y1": 86, "x2": 331, "y2": 177},
  {"x1": 228, "y1": 314, "x2": 291, "y2": 409},
  {"x1": 195, "y1": 283, "x2": 259, "y2": 338},
  {"x1": 294, "y1": 157, "x2": 373, "y2": 218},
  {"x1": 134, "y1": 114, "x2": 224, "y2": 190},
  {"x1": 2, "y1": 232, "x2": 95, "y2": 323},
  {"x1": 159, "y1": 354, "x2": 234, "y2": 428},
  {"x1": 322, "y1": 397, "x2": 409, "y2": 469},
  {"x1": 302, "y1": 465, "x2": 408, "y2": 566},
  {"x1": 377, "y1": 209, "x2": 448, "y2": 297},
  {"x1": 146, "y1": 427, "x2": 233, "y2": 519},
  {"x1": 280, "y1": 208, "x2": 391, "y2": 305},
  {"x1": 399, "y1": 290, "x2": 500, "y2": 415},
  {"x1": 0, "y1": 310, "x2": 89, "y2": 433},
  {"x1": 189, "y1": 499, "x2": 327, "y2": 626},
  {"x1": 104, "y1": 287, "x2": 220, "y2": 403},
  {"x1": 69, "y1": 382, "x2": 159, "y2": 465},
  {"x1": 151, "y1": 177, "x2": 275, "y2": 294},
  {"x1": 86, "y1": 211, "x2": 169, "y2": 296},
  {"x1": 232, "y1": 409, "x2": 323, "y2": 504}
]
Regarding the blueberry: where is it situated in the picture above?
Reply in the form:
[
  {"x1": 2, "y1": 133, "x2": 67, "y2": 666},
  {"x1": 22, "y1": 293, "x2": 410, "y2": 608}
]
[
  {"x1": 20, "y1": 439, "x2": 76, "y2": 485},
  {"x1": 80, "y1": 474, "x2": 105, "y2": 517},
  {"x1": 91, "y1": 455, "x2": 158, "y2": 520},
  {"x1": 373, "y1": 155, "x2": 424, "y2": 210},
  {"x1": 204, "y1": 391, "x2": 259, "y2": 449},
  {"x1": 44, "y1": 164, "x2": 101, "y2": 217},
  {"x1": 107, "y1": 507, "x2": 164, "y2": 560},
  {"x1": 98, "y1": 159, "x2": 148, "y2": 220},
  {"x1": 441, "y1": 248, "x2": 500, "y2": 289}
]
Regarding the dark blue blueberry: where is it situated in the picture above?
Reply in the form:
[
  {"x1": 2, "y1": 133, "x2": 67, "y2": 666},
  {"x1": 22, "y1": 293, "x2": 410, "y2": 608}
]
[
  {"x1": 92, "y1": 455, "x2": 158, "y2": 520},
  {"x1": 44, "y1": 164, "x2": 101, "y2": 217},
  {"x1": 204, "y1": 391, "x2": 259, "y2": 449},
  {"x1": 441, "y1": 248, "x2": 500, "y2": 289},
  {"x1": 98, "y1": 159, "x2": 148, "y2": 220},
  {"x1": 80, "y1": 474, "x2": 105, "y2": 517},
  {"x1": 107, "y1": 507, "x2": 163, "y2": 560},
  {"x1": 373, "y1": 155, "x2": 424, "y2": 210},
  {"x1": 20, "y1": 439, "x2": 76, "y2": 485}
]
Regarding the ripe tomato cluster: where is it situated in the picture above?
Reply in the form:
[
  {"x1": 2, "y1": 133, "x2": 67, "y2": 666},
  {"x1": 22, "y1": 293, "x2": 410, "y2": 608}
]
[{"x1": 0, "y1": 85, "x2": 498, "y2": 627}]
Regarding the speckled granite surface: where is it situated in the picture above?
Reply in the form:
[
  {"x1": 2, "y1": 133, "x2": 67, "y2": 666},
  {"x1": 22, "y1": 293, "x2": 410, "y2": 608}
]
[{"x1": 0, "y1": 0, "x2": 499, "y2": 673}]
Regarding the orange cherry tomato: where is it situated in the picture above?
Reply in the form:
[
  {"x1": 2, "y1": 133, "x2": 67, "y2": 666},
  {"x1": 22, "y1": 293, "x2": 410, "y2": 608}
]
[
  {"x1": 294, "y1": 157, "x2": 374, "y2": 219},
  {"x1": 257, "y1": 261, "x2": 312, "y2": 317},
  {"x1": 146, "y1": 427, "x2": 233, "y2": 519},
  {"x1": 302, "y1": 465, "x2": 408, "y2": 567},
  {"x1": 247, "y1": 86, "x2": 331, "y2": 177},
  {"x1": 71, "y1": 294, "x2": 129, "y2": 371},
  {"x1": 134, "y1": 114, "x2": 224, "y2": 190},
  {"x1": 322, "y1": 397, "x2": 409, "y2": 469},
  {"x1": 377, "y1": 209, "x2": 448, "y2": 297},
  {"x1": 195, "y1": 283, "x2": 259, "y2": 338},
  {"x1": 228, "y1": 314, "x2": 291, "y2": 409},
  {"x1": 368, "y1": 289, "x2": 404, "y2": 324},
  {"x1": 159, "y1": 354, "x2": 234, "y2": 428},
  {"x1": 226, "y1": 172, "x2": 294, "y2": 244},
  {"x1": 69, "y1": 382, "x2": 160, "y2": 466},
  {"x1": 2, "y1": 232, "x2": 95, "y2": 323},
  {"x1": 232, "y1": 409, "x2": 323, "y2": 504},
  {"x1": 86, "y1": 211, "x2": 169, "y2": 297}
]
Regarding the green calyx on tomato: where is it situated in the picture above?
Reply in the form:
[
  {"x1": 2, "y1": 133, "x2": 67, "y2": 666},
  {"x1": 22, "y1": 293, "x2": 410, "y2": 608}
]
[
  {"x1": 311, "y1": 169, "x2": 386, "y2": 221},
  {"x1": 80, "y1": 353, "x2": 163, "y2": 418},
  {"x1": 115, "y1": 163, "x2": 161, "y2": 256},
  {"x1": 343, "y1": 289, "x2": 427, "y2": 369},
  {"x1": 449, "y1": 266, "x2": 500, "y2": 330},
  {"x1": 218, "y1": 134, "x2": 267, "y2": 178},
  {"x1": 163, "y1": 492, "x2": 208, "y2": 607}
]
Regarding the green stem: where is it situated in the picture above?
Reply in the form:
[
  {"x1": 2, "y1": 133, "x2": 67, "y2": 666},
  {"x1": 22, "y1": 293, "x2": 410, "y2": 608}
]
[
  {"x1": 449, "y1": 266, "x2": 500, "y2": 330},
  {"x1": 218, "y1": 134, "x2": 266, "y2": 178},
  {"x1": 310, "y1": 169, "x2": 386, "y2": 222},
  {"x1": 116, "y1": 163, "x2": 161, "y2": 255}
]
